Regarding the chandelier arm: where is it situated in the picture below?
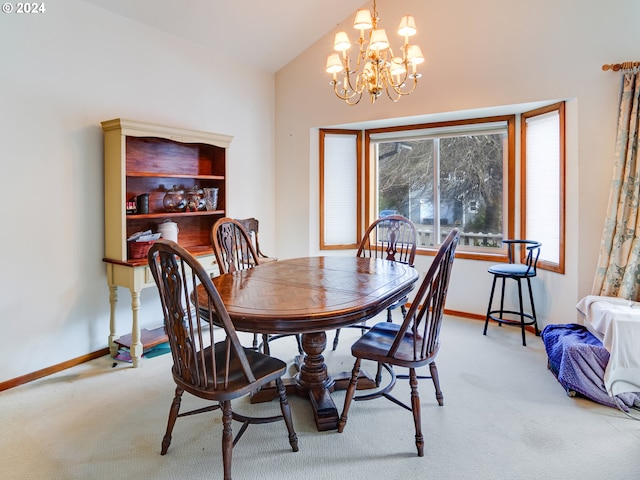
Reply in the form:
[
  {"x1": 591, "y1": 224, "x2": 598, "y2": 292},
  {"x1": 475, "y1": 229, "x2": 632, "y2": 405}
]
[
  {"x1": 385, "y1": 75, "x2": 419, "y2": 100},
  {"x1": 341, "y1": 48, "x2": 369, "y2": 92},
  {"x1": 352, "y1": 49, "x2": 368, "y2": 77},
  {"x1": 384, "y1": 88, "x2": 401, "y2": 103},
  {"x1": 381, "y1": 55, "x2": 420, "y2": 95},
  {"x1": 346, "y1": 94, "x2": 364, "y2": 106},
  {"x1": 382, "y1": 69, "x2": 402, "y2": 102},
  {"x1": 346, "y1": 66, "x2": 364, "y2": 95},
  {"x1": 331, "y1": 70, "x2": 367, "y2": 106},
  {"x1": 331, "y1": 79, "x2": 360, "y2": 101},
  {"x1": 385, "y1": 64, "x2": 410, "y2": 88},
  {"x1": 338, "y1": 83, "x2": 364, "y2": 106}
]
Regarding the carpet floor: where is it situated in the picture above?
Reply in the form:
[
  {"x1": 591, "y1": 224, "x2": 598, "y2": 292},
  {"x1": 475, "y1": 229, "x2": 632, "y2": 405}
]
[{"x1": 1, "y1": 315, "x2": 639, "y2": 480}]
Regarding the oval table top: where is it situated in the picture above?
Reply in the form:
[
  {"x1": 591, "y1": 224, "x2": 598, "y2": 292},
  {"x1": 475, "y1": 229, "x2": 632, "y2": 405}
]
[{"x1": 203, "y1": 256, "x2": 419, "y2": 334}]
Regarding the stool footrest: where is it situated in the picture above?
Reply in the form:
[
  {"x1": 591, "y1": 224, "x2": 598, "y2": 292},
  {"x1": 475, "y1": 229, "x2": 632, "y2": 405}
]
[{"x1": 487, "y1": 310, "x2": 537, "y2": 327}]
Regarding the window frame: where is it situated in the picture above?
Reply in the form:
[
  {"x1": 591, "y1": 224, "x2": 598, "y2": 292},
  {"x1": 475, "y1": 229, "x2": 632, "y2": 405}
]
[
  {"x1": 319, "y1": 128, "x2": 362, "y2": 250},
  {"x1": 365, "y1": 115, "x2": 516, "y2": 261},
  {"x1": 520, "y1": 102, "x2": 566, "y2": 273}
]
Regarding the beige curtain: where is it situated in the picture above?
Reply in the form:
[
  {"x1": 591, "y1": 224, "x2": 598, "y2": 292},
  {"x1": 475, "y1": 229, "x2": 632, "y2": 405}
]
[{"x1": 593, "y1": 69, "x2": 640, "y2": 300}]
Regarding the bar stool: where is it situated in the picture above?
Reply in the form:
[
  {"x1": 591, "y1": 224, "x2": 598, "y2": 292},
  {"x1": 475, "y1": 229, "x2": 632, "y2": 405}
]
[{"x1": 483, "y1": 239, "x2": 541, "y2": 346}]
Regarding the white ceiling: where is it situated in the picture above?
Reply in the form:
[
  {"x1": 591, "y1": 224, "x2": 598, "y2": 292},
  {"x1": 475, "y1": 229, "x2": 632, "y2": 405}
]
[{"x1": 81, "y1": 0, "x2": 367, "y2": 73}]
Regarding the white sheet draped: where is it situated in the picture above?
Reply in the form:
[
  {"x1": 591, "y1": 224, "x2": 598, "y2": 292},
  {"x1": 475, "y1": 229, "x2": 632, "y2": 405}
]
[{"x1": 576, "y1": 295, "x2": 640, "y2": 396}]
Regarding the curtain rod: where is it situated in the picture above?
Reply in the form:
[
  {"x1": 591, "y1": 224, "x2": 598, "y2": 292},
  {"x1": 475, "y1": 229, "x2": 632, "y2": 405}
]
[{"x1": 602, "y1": 62, "x2": 640, "y2": 71}]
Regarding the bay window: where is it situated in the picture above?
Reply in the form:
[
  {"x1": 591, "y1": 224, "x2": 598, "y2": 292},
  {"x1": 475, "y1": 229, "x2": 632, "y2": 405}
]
[{"x1": 320, "y1": 105, "x2": 564, "y2": 269}]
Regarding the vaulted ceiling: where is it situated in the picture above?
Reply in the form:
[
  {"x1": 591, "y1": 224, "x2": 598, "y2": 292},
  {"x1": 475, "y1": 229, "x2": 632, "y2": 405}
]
[{"x1": 82, "y1": 0, "x2": 367, "y2": 72}]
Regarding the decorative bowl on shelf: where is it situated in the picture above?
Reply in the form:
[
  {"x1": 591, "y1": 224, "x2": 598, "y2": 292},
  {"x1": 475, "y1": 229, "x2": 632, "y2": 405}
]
[
  {"x1": 186, "y1": 185, "x2": 206, "y2": 211},
  {"x1": 163, "y1": 185, "x2": 187, "y2": 212}
]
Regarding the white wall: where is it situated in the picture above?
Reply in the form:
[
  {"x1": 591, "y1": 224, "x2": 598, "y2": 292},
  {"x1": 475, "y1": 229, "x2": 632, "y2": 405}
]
[
  {"x1": 275, "y1": 0, "x2": 640, "y2": 328},
  {"x1": 0, "y1": 0, "x2": 277, "y2": 383},
  {"x1": 2, "y1": 0, "x2": 638, "y2": 384}
]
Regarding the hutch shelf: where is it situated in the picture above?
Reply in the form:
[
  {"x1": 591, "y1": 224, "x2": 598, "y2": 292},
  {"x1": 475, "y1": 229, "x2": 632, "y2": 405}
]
[{"x1": 102, "y1": 118, "x2": 232, "y2": 366}]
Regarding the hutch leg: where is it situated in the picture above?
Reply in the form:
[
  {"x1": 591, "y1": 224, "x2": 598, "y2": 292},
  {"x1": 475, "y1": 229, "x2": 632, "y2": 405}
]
[
  {"x1": 105, "y1": 264, "x2": 120, "y2": 357},
  {"x1": 129, "y1": 288, "x2": 143, "y2": 367},
  {"x1": 108, "y1": 284, "x2": 119, "y2": 357}
]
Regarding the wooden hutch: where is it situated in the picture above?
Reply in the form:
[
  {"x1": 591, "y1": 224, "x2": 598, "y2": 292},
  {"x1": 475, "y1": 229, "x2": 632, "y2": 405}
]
[{"x1": 102, "y1": 118, "x2": 232, "y2": 366}]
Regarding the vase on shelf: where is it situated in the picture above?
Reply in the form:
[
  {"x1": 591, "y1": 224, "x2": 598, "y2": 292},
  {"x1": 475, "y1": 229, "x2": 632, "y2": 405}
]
[{"x1": 203, "y1": 187, "x2": 219, "y2": 211}]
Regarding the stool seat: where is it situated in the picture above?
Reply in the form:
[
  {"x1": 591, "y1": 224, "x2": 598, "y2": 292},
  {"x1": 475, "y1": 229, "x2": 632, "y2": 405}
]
[
  {"x1": 487, "y1": 263, "x2": 537, "y2": 277},
  {"x1": 483, "y1": 239, "x2": 541, "y2": 346}
]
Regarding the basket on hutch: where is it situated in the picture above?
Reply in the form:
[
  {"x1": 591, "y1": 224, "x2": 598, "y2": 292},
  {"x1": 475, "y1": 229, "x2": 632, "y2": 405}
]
[{"x1": 128, "y1": 240, "x2": 155, "y2": 260}]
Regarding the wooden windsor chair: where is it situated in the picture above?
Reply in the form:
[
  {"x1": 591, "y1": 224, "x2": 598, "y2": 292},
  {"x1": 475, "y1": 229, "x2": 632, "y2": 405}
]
[
  {"x1": 211, "y1": 217, "x2": 303, "y2": 355},
  {"x1": 147, "y1": 239, "x2": 298, "y2": 480},
  {"x1": 338, "y1": 228, "x2": 460, "y2": 457},
  {"x1": 235, "y1": 217, "x2": 277, "y2": 263},
  {"x1": 332, "y1": 215, "x2": 417, "y2": 352}
]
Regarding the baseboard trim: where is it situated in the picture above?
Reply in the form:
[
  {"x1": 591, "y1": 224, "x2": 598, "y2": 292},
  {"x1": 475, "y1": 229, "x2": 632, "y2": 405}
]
[
  {"x1": 445, "y1": 309, "x2": 485, "y2": 321},
  {"x1": 446, "y1": 308, "x2": 539, "y2": 335},
  {"x1": 0, "y1": 309, "x2": 536, "y2": 392},
  {"x1": 0, "y1": 348, "x2": 110, "y2": 392}
]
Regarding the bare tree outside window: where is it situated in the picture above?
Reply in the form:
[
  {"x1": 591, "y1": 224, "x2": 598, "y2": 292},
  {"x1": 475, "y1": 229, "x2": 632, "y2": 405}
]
[{"x1": 376, "y1": 130, "x2": 505, "y2": 249}]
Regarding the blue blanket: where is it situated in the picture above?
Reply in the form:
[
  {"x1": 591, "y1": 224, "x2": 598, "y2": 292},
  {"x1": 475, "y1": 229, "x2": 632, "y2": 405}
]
[{"x1": 541, "y1": 323, "x2": 640, "y2": 411}]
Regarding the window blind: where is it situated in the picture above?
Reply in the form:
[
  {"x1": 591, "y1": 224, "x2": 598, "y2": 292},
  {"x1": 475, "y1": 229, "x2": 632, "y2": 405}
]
[
  {"x1": 524, "y1": 110, "x2": 560, "y2": 265},
  {"x1": 322, "y1": 133, "x2": 358, "y2": 246}
]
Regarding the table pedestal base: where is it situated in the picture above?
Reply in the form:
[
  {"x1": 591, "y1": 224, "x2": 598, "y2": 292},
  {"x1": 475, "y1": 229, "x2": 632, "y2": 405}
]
[{"x1": 250, "y1": 331, "x2": 375, "y2": 431}]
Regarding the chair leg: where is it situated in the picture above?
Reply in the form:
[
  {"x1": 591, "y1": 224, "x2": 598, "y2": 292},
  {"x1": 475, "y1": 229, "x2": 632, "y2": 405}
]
[
  {"x1": 429, "y1": 361, "x2": 443, "y2": 406},
  {"x1": 332, "y1": 328, "x2": 341, "y2": 351},
  {"x1": 338, "y1": 358, "x2": 362, "y2": 433},
  {"x1": 498, "y1": 277, "x2": 506, "y2": 324},
  {"x1": 483, "y1": 275, "x2": 498, "y2": 335},
  {"x1": 161, "y1": 387, "x2": 184, "y2": 455},
  {"x1": 221, "y1": 400, "x2": 233, "y2": 480},
  {"x1": 252, "y1": 333, "x2": 259, "y2": 350},
  {"x1": 516, "y1": 279, "x2": 527, "y2": 346},
  {"x1": 295, "y1": 334, "x2": 304, "y2": 356},
  {"x1": 375, "y1": 362, "x2": 383, "y2": 387},
  {"x1": 261, "y1": 333, "x2": 304, "y2": 356},
  {"x1": 276, "y1": 377, "x2": 299, "y2": 452},
  {"x1": 387, "y1": 303, "x2": 407, "y2": 323},
  {"x1": 409, "y1": 368, "x2": 424, "y2": 457},
  {"x1": 526, "y1": 277, "x2": 539, "y2": 335},
  {"x1": 359, "y1": 321, "x2": 368, "y2": 336},
  {"x1": 333, "y1": 320, "x2": 370, "y2": 351}
]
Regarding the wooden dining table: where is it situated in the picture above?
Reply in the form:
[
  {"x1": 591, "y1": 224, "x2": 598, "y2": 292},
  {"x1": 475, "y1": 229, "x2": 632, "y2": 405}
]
[{"x1": 196, "y1": 255, "x2": 419, "y2": 431}]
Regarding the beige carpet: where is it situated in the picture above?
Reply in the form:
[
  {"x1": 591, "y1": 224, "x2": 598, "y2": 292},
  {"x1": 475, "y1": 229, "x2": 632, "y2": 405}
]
[{"x1": 2, "y1": 315, "x2": 639, "y2": 480}]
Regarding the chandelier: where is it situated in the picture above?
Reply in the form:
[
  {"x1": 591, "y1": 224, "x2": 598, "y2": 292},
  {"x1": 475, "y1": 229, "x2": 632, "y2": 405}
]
[{"x1": 325, "y1": 0, "x2": 424, "y2": 105}]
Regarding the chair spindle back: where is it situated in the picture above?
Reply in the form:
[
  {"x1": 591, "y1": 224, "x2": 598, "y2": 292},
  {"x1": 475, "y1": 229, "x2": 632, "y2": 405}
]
[
  {"x1": 357, "y1": 215, "x2": 417, "y2": 266},
  {"x1": 211, "y1": 217, "x2": 260, "y2": 274},
  {"x1": 390, "y1": 228, "x2": 460, "y2": 361},
  {"x1": 148, "y1": 240, "x2": 255, "y2": 393},
  {"x1": 504, "y1": 239, "x2": 541, "y2": 276}
]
